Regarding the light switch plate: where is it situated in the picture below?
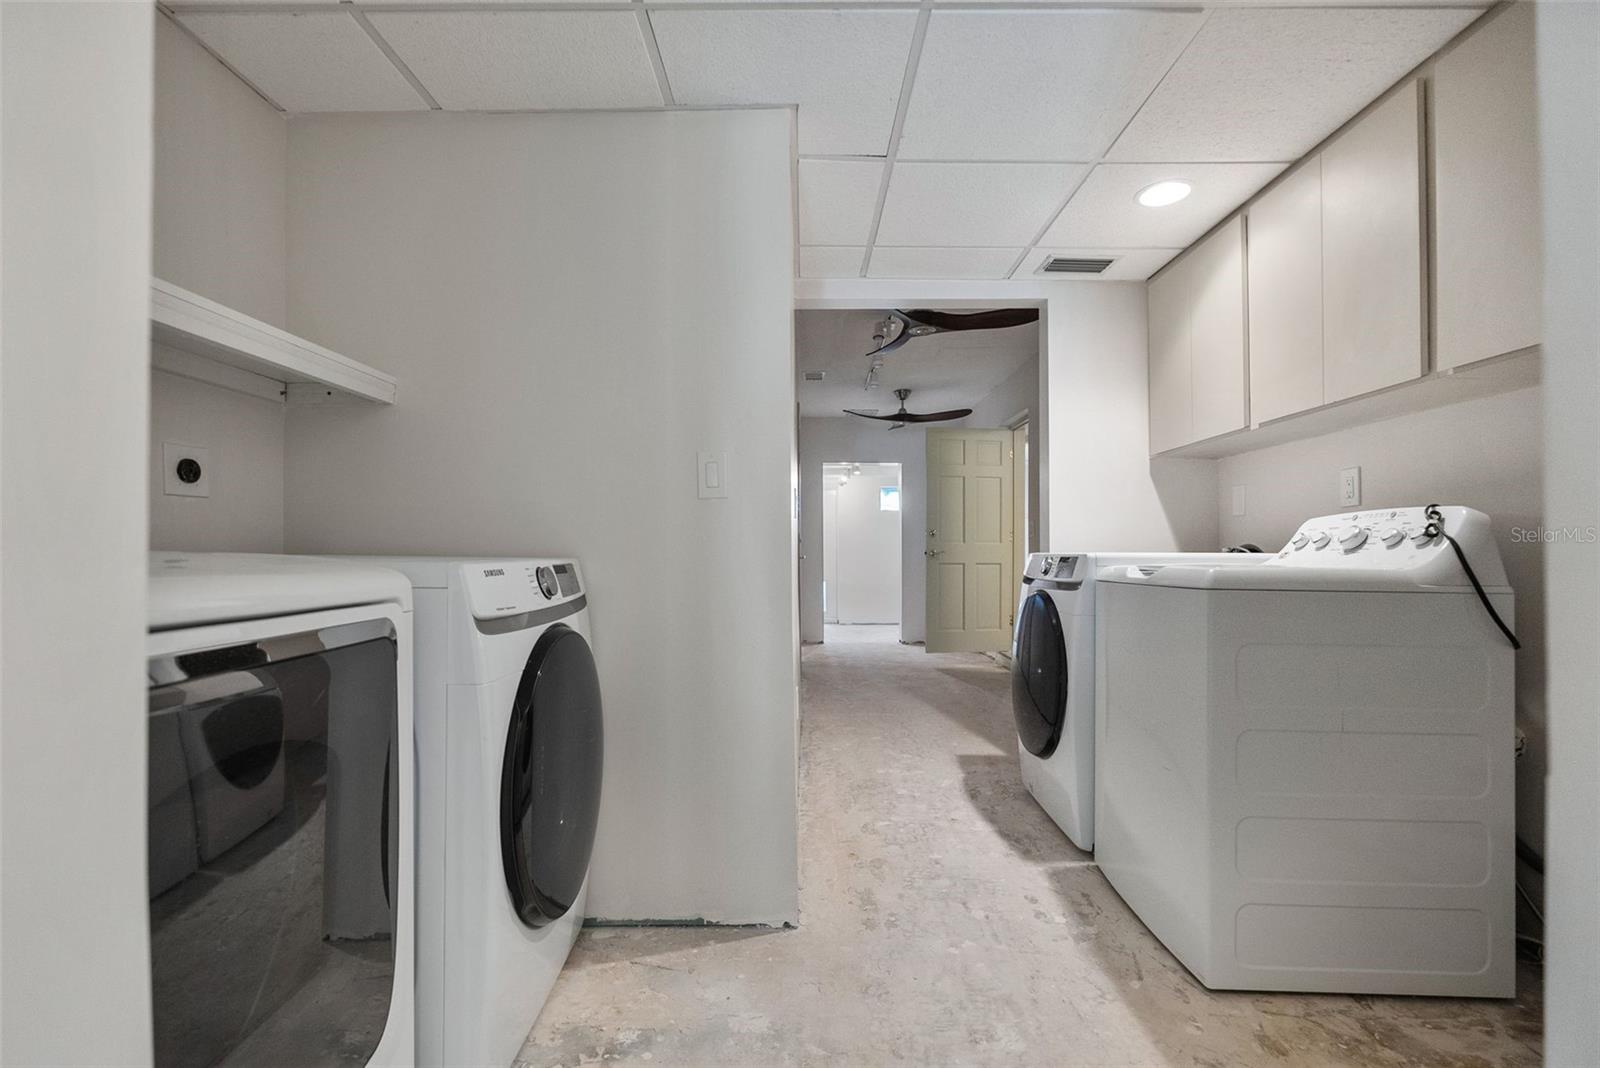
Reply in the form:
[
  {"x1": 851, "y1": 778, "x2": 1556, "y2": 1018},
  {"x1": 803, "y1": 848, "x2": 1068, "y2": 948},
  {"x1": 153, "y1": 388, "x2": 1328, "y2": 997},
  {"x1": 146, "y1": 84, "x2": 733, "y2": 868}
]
[
  {"x1": 697, "y1": 451, "x2": 728, "y2": 500},
  {"x1": 1231, "y1": 485, "x2": 1247, "y2": 517},
  {"x1": 1339, "y1": 466, "x2": 1361, "y2": 507},
  {"x1": 163, "y1": 442, "x2": 211, "y2": 498}
]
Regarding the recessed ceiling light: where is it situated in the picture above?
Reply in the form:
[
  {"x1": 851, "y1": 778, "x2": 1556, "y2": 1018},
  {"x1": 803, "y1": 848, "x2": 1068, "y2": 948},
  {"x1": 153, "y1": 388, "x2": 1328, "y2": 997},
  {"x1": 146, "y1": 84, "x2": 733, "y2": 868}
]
[{"x1": 1136, "y1": 180, "x2": 1192, "y2": 208}]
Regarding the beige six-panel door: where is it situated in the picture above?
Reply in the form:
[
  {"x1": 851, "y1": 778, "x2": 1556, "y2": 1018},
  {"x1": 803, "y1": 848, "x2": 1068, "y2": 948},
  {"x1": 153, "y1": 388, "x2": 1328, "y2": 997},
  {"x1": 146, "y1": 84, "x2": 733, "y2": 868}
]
[{"x1": 925, "y1": 428, "x2": 1015, "y2": 653}]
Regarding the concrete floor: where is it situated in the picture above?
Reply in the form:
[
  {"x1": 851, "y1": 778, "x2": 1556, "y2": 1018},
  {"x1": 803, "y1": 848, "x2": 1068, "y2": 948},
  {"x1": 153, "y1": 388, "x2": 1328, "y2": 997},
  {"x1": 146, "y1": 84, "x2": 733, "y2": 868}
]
[{"x1": 521, "y1": 625, "x2": 1542, "y2": 1067}]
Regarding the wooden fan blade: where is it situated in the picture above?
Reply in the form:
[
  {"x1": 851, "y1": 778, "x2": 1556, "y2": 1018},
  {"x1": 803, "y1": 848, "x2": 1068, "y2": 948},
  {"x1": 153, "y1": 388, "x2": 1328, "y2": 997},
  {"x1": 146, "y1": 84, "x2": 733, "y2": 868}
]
[
  {"x1": 900, "y1": 309, "x2": 1039, "y2": 332},
  {"x1": 843, "y1": 409, "x2": 905, "y2": 421},
  {"x1": 897, "y1": 408, "x2": 974, "y2": 423}
]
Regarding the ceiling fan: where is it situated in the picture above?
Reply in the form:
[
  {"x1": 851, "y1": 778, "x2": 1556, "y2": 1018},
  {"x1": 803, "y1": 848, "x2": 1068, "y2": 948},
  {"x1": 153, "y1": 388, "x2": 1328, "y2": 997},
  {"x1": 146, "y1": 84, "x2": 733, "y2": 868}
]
[
  {"x1": 867, "y1": 308, "x2": 1040, "y2": 363},
  {"x1": 845, "y1": 388, "x2": 971, "y2": 430},
  {"x1": 845, "y1": 307, "x2": 1037, "y2": 425}
]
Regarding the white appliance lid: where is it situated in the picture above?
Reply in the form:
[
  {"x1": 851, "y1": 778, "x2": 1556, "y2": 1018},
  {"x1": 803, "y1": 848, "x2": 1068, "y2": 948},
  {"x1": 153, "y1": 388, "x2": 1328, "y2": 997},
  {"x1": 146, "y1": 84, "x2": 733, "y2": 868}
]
[
  {"x1": 1095, "y1": 506, "x2": 1511, "y2": 594},
  {"x1": 149, "y1": 552, "x2": 412, "y2": 630}
]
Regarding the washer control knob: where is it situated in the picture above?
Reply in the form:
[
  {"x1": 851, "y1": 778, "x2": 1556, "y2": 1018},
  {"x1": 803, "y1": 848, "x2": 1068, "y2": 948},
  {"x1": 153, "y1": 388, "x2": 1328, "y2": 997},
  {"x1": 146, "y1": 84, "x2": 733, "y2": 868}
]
[
  {"x1": 535, "y1": 566, "x2": 559, "y2": 600},
  {"x1": 1410, "y1": 528, "x2": 1434, "y2": 546},
  {"x1": 1311, "y1": 531, "x2": 1332, "y2": 549},
  {"x1": 1291, "y1": 533, "x2": 1309, "y2": 550},
  {"x1": 1338, "y1": 526, "x2": 1369, "y2": 551},
  {"x1": 1380, "y1": 528, "x2": 1404, "y2": 547}
]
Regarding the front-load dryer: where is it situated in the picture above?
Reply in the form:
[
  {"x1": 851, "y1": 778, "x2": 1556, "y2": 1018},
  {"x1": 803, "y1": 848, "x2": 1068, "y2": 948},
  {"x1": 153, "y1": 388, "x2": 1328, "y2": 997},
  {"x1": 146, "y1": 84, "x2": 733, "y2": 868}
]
[
  {"x1": 146, "y1": 553, "x2": 415, "y2": 1068},
  {"x1": 1010, "y1": 551, "x2": 1266, "y2": 851},
  {"x1": 343, "y1": 557, "x2": 602, "y2": 1068}
]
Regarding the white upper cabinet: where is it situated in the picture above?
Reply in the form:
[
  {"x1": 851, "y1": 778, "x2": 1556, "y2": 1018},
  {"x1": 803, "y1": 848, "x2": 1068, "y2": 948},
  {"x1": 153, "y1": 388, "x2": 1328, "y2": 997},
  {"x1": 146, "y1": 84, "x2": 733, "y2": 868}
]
[
  {"x1": 1433, "y1": 3, "x2": 1541, "y2": 369},
  {"x1": 1147, "y1": 253, "x2": 1193, "y2": 454},
  {"x1": 1321, "y1": 79, "x2": 1427, "y2": 404},
  {"x1": 1188, "y1": 216, "x2": 1248, "y2": 442},
  {"x1": 1247, "y1": 158, "x2": 1324, "y2": 424},
  {"x1": 1146, "y1": 217, "x2": 1247, "y2": 453}
]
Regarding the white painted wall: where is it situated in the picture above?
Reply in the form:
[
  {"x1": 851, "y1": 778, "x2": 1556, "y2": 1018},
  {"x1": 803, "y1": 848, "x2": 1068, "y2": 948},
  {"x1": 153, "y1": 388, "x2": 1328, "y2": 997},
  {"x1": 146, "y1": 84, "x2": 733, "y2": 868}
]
[
  {"x1": 1043, "y1": 283, "x2": 1220, "y2": 552},
  {"x1": 153, "y1": 13, "x2": 285, "y2": 326},
  {"x1": 282, "y1": 109, "x2": 799, "y2": 924},
  {"x1": 1216, "y1": 387, "x2": 1548, "y2": 867},
  {"x1": 1536, "y1": 1, "x2": 1599, "y2": 1060},
  {"x1": 150, "y1": 13, "x2": 289, "y2": 552},
  {"x1": 0, "y1": 3, "x2": 154, "y2": 1061},
  {"x1": 825, "y1": 464, "x2": 902, "y2": 625},
  {"x1": 150, "y1": 366, "x2": 286, "y2": 552}
]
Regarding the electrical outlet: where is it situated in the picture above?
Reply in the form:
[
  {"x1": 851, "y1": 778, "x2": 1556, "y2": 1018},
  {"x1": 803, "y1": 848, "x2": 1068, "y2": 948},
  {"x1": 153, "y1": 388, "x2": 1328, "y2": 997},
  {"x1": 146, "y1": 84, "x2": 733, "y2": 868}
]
[
  {"x1": 1339, "y1": 466, "x2": 1361, "y2": 507},
  {"x1": 1231, "y1": 485, "x2": 1247, "y2": 517},
  {"x1": 163, "y1": 442, "x2": 210, "y2": 498}
]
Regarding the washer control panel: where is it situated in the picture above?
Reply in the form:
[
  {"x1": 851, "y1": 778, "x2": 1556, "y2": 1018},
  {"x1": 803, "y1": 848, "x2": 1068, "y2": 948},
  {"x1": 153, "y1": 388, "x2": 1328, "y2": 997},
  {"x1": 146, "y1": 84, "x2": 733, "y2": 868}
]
[
  {"x1": 1273, "y1": 506, "x2": 1482, "y2": 572},
  {"x1": 1025, "y1": 554, "x2": 1082, "y2": 582},
  {"x1": 462, "y1": 560, "x2": 583, "y2": 620}
]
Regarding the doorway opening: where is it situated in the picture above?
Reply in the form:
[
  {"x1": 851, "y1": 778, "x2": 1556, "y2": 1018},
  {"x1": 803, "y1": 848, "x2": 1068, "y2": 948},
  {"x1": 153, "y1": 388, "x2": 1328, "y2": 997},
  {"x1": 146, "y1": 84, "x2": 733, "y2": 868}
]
[{"x1": 822, "y1": 462, "x2": 902, "y2": 643}]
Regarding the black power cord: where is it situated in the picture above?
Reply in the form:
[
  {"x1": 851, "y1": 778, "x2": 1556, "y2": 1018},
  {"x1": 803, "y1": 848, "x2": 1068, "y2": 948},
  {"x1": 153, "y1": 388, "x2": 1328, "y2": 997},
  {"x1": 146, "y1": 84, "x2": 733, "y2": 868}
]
[{"x1": 1424, "y1": 504, "x2": 1521, "y2": 650}]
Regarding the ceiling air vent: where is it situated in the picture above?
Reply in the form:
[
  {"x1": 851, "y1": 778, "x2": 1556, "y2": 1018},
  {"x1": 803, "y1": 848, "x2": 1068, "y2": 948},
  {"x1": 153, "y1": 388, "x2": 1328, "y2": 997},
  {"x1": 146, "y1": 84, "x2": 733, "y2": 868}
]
[
  {"x1": 1040, "y1": 256, "x2": 1115, "y2": 275},
  {"x1": 803, "y1": 371, "x2": 826, "y2": 381}
]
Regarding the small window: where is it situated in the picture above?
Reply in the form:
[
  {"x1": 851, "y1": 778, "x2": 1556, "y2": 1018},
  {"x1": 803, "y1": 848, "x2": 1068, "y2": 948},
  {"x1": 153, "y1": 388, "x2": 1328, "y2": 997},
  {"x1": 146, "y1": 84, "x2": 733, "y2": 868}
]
[{"x1": 879, "y1": 487, "x2": 901, "y2": 512}]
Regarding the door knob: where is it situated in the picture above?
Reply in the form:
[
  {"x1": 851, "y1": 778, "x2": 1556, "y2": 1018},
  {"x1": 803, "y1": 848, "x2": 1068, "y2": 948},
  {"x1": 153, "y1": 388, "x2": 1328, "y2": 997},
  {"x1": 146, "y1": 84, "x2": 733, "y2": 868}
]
[
  {"x1": 924, "y1": 549, "x2": 943, "y2": 557},
  {"x1": 927, "y1": 529, "x2": 937, "y2": 537}
]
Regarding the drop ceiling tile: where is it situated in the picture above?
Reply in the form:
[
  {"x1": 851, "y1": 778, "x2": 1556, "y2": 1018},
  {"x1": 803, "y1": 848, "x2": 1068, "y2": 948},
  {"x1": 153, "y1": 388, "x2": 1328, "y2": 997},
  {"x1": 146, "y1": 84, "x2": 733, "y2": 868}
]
[
  {"x1": 1108, "y1": 7, "x2": 1484, "y2": 162},
  {"x1": 176, "y1": 12, "x2": 426, "y2": 112},
  {"x1": 876, "y1": 162, "x2": 1085, "y2": 247},
  {"x1": 366, "y1": 12, "x2": 661, "y2": 110},
  {"x1": 649, "y1": 10, "x2": 919, "y2": 156},
  {"x1": 1012, "y1": 246, "x2": 1180, "y2": 282},
  {"x1": 1041, "y1": 162, "x2": 1283, "y2": 248},
  {"x1": 800, "y1": 247, "x2": 867, "y2": 279},
  {"x1": 799, "y1": 161, "x2": 884, "y2": 247},
  {"x1": 898, "y1": 10, "x2": 1201, "y2": 162},
  {"x1": 868, "y1": 247, "x2": 1022, "y2": 280}
]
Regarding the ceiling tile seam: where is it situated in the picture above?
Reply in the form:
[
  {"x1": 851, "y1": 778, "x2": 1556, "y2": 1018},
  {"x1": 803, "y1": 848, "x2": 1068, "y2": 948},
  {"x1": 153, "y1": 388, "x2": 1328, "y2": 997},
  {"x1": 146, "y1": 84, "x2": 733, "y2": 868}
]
[
  {"x1": 637, "y1": 7, "x2": 676, "y2": 107},
  {"x1": 162, "y1": 7, "x2": 289, "y2": 114},
  {"x1": 1096, "y1": 5, "x2": 1213, "y2": 162},
  {"x1": 349, "y1": 7, "x2": 442, "y2": 109},
  {"x1": 859, "y1": 3, "x2": 932, "y2": 278},
  {"x1": 1011, "y1": 5, "x2": 1215, "y2": 274}
]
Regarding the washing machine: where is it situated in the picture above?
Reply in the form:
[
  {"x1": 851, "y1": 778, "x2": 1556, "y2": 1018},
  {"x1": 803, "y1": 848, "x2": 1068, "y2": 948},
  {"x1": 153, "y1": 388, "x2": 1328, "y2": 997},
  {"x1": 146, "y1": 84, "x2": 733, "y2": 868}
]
[
  {"x1": 1010, "y1": 550, "x2": 1266, "y2": 851},
  {"x1": 1095, "y1": 506, "x2": 1517, "y2": 996},
  {"x1": 146, "y1": 553, "x2": 415, "y2": 1068},
  {"x1": 346, "y1": 557, "x2": 602, "y2": 1068}
]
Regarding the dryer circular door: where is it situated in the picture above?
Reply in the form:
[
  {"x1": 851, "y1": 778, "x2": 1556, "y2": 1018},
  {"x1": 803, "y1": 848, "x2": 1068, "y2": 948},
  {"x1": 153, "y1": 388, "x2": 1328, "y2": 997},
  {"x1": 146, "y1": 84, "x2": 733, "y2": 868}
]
[
  {"x1": 1012, "y1": 591, "x2": 1068, "y2": 758},
  {"x1": 500, "y1": 623, "x2": 604, "y2": 928}
]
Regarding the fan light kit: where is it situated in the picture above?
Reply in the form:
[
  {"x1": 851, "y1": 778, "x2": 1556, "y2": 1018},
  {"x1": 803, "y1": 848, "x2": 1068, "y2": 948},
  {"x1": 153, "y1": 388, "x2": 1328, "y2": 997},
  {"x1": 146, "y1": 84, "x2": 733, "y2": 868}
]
[{"x1": 1136, "y1": 180, "x2": 1192, "y2": 208}]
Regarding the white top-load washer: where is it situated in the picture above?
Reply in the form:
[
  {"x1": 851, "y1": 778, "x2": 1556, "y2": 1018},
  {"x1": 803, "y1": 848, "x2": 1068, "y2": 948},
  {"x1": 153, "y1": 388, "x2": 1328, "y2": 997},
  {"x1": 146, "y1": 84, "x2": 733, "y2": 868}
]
[
  {"x1": 341, "y1": 557, "x2": 602, "y2": 1068},
  {"x1": 1094, "y1": 506, "x2": 1517, "y2": 997},
  {"x1": 1010, "y1": 551, "x2": 1266, "y2": 851},
  {"x1": 147, "y1": 553, "x2": 415, "y2": 1068}
]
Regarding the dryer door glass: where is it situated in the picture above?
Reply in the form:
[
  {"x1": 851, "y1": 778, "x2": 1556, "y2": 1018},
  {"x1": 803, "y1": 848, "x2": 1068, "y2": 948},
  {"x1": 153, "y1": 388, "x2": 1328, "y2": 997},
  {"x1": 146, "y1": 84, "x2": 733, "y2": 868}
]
[
  {"x1": 146, "y1": 627, "x2": 398, "y2": 1068},
  {"x1": 501, "y1": 623, "x2": 604, "y2": 928},
  {"x1": 1012, "y1": 591, "x2": 1068, "y2": 757}
]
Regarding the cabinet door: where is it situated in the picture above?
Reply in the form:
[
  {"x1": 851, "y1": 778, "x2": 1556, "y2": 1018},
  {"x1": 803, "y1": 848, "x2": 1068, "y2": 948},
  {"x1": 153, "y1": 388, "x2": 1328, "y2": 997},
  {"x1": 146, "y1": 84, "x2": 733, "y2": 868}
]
[
  {"x1": 1248, "y1": 158, "x2": 1323, "y2": 423},
  {"x1": 1188, "y1": 215, "x2": 1248, "y2": 441},
  {"x1": 1322, "y1": 79, "x2": 1426, "y2": 403},
  {"x1": 1433, "y1": 3, "x2": 1540, "y2": 369},
  {"x1": 1147, "y1": 255, "x2": 1192, "y2": 454}
]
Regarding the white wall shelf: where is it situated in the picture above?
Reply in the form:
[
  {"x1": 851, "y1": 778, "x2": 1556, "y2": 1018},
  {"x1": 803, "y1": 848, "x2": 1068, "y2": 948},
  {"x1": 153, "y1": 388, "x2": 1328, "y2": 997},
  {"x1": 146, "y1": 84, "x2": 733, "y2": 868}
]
[
  {"x1": 150, "y1": 278, "x2": 397, "y2": 405},
  {"x1": 1157, "y1": 347, "x2": 1541, "y2": 460}
]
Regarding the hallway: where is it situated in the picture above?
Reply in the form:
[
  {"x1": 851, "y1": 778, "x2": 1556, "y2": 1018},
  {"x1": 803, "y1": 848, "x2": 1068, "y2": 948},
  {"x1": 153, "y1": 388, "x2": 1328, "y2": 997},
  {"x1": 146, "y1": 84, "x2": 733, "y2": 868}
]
[{"x1": 520, "y1": 637, "x2": 1541, "y2": 1067}]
